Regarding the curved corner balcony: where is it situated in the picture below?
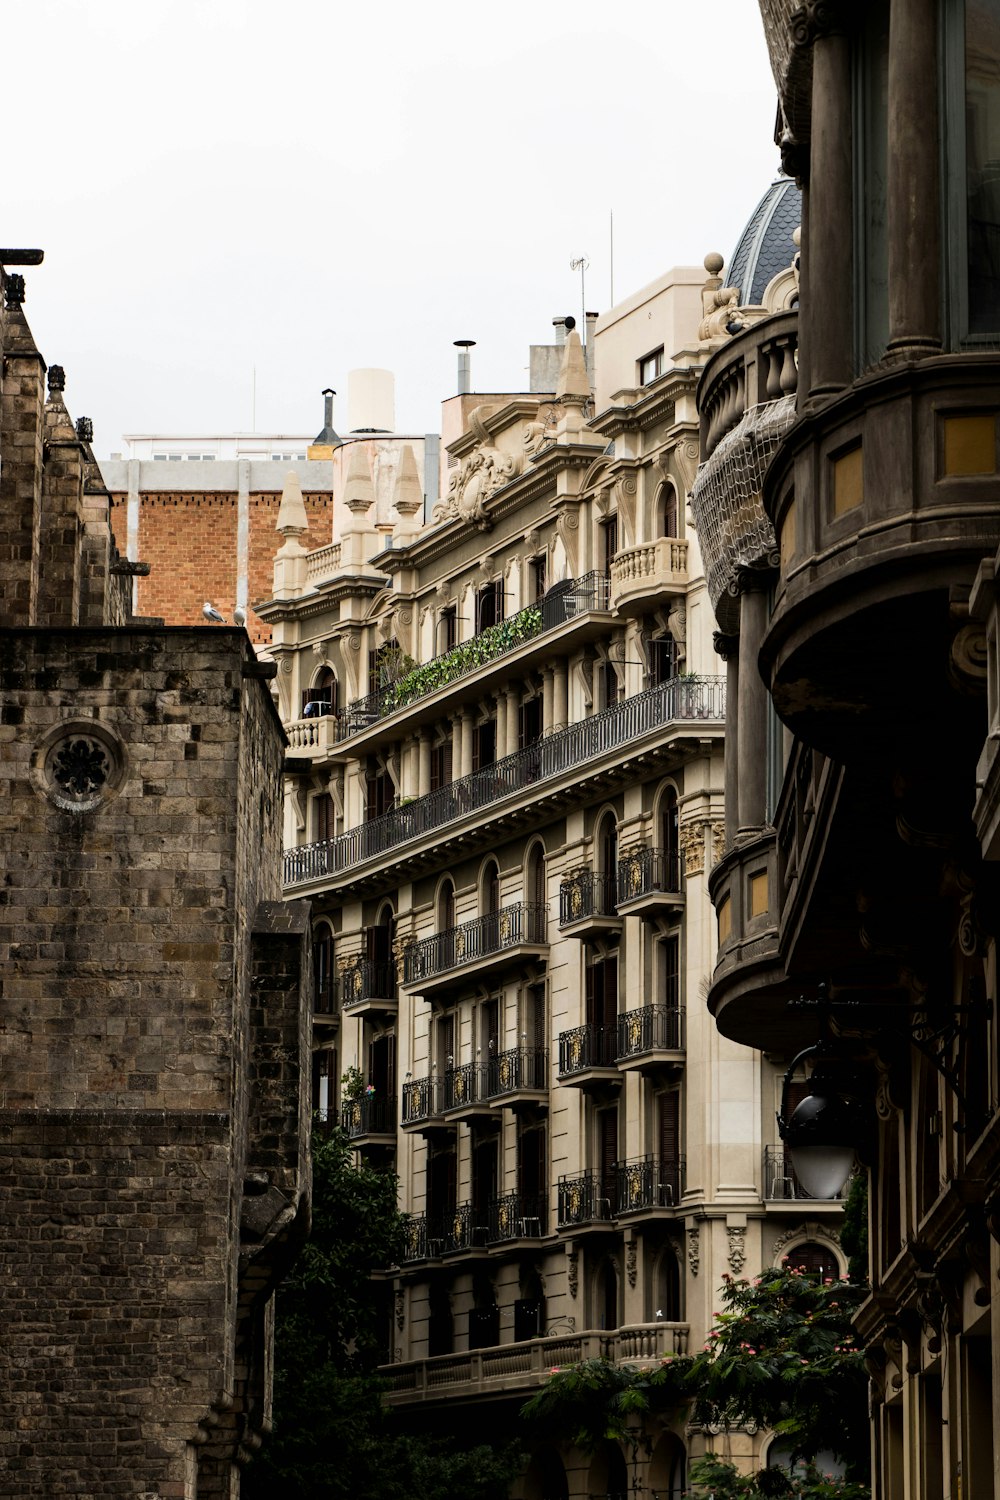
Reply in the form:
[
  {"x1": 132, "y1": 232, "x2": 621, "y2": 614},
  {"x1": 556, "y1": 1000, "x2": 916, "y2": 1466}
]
[
  {"x1": 402, "y1": 902, "x2": 548, "y2": 997},
  {"x1": 610, "y1": 538, "x2": 688, "y2": 617},
  {"x1": 331, "y1": 572, "x2": 611, "y2": 749},
  {"x1": 283, "y1": 676, "x2": 726, "y2": 892}
]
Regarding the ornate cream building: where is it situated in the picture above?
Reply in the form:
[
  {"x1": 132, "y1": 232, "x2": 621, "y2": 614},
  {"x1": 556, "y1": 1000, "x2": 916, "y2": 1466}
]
[{"x1": 267, "y1": 214, "x2": 842, "y2": 1493}]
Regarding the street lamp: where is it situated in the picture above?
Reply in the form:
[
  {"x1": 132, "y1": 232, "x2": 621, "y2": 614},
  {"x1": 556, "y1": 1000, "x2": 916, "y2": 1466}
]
[{"x1": 777, "y1": 1049, "x2": 867, "y2": 1199}]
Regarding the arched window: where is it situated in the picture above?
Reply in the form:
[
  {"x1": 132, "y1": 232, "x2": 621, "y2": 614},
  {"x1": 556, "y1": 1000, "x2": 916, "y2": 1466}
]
[
  {"x1": 438, "y1": 878, "x2": 456, "y2": 932},
  {"x1": 525, "y1": 841, "x2": 546, "y2": 910},
  {"x1": 661, "y1": 787, "x2": 680, "y2": 890},
  {"x1": 598, "y1": 1258, "x2": 619, "y2": 1331},
  {"x1": 659, "y1": 483, "x2": 679, "y2": 538},
  {"x1": 301, "y1": 666, "x2": 338, "y2": 718},
  {"x1": 783, "y1": 1240, "x2": 841, "y2": 1280},
  {"x1": 596, "y1": 813, "x2": 618, "y2": 916},
  {"x1": 482, "y1": 859, "x2": 500, "y2": 916},
  {"x1": 313, "y1": 922, "x2": 335, "y2": 1015},
  {"x1": 654, "y1": 1246, "x2": 683, "y2": 1322}
]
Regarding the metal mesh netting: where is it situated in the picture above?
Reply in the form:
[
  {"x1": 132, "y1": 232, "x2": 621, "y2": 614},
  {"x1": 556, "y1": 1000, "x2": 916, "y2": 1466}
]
[
  {"x1": 759, "y1": 0, "x2": 797, "y2": 90},
  {"x1": 689, "y1": 394, "x2": 798, "y2": 634}
]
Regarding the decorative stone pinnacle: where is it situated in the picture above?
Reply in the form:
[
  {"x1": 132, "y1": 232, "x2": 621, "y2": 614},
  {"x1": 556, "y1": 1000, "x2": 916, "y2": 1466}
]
[
  {"x1": 556, "y1": 328, "x2": 590, "y2": 405},
  {"x1": 4, "y1": 273, "x2": 25, "y2": 308},
  {"x1": 76, "y1": 417, "x2": 94, "y2": 444},
  {"x1": 48, "y1": 365, "x2": 66, "y2": 394},
  {"x1": 392, "y1": 444, "x2": 423, "y2": 519},
  {"x1": 276, "y1": 469, "x2": 308, "y2": 537},
  {"x1": 343, "y1": 443, "x2": 375, "y2": 516}
]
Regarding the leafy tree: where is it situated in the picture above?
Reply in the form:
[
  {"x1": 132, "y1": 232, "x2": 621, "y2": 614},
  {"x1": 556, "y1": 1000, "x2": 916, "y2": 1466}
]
[
  {"x1": 520, "y1": 1354, "x2": 691, "y2": 1451},
  {"x1": 688, "y1": 1453, "x2": 869, "y2": 1498},
  {"x1": 688, "y1": 1265, "x2": 869, "y2": 1484},
  {"x1": 839, "y1": 1171, "x2": 870, "y2": 1286},
  {"x1": 244, "y1": 1128, "x2": 522, "y2": 1500}
]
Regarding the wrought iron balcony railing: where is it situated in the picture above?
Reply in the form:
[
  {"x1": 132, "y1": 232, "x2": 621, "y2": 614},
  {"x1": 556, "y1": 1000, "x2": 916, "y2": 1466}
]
[
  {"x1": 557, "y1": 1171, "x2": 616, "y2": 1226},
  {"x1": 616, "y1": 845, "x2": 682, "y2": 905},
  {"x1": 616, "y1": 1005, "x2": 685, "y2": 1059},
  {"x1": 557, "y1": 1023, "x2": 618, "y2": 1076},
  {"x1": 486, "y1": 1046, "x2": 548, "y2": 1098},
  {"x1": 401, "y1": 1074, "x2": 443, "y2": 1125},
  {"x1": 284, "y1": 676, "x2": 726, "y2": 887},
  {"x1": 402, "y1": 903, "x2": 547, "y2": 985},
  {"x1": 442, "y1": 1062, "x2": 491, "y2": 1112},
  {"x1": 336, "y1": 572, "x2": 611, "y2": 736},
  {"x1": 614, "y1": 1154, "x2": 685, "y2": 1213},
  {"x1": 336, "y1": 958, "x2": 398, "y2": 1010},
  {"x1": 763, "y1": 1145, "x2": 847, "y2": 1202},
  {"x1": 559, "y1": 869, "x2": 618, "y2": 926},
  {"x1": 340, "y1": 1095, "x2": 396, "y2": 1138},
  {"x1": 402, "y1": 1213, "x2": 429, "y2": 1261},
  {"x1": 487, "y1": 1192, "x2": 548, "y2": 1243}
]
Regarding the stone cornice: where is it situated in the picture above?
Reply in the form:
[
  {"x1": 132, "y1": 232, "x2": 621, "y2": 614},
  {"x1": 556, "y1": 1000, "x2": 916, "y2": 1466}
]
[
  {"x1": 590, "y1": 369, "x2": 698, "y2": 438},
  {"x1": 445, "y1": 397, "x2": 549, "y2": 459}
]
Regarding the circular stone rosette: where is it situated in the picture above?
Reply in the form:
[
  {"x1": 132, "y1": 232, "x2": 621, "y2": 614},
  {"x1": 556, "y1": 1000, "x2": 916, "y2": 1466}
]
[{"x1": 31, "y1": 719, "x2": 126, "y2": 813}]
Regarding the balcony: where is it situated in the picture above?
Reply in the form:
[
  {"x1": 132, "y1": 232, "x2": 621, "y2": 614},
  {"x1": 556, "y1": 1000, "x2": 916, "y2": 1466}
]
[
  {"x1": 610, "y1": 537, "x2": 688, "y2": 617},
  {"x1": 337, "y1": 958, "x2": 398, "y2": 1018},
  {"x1": 763, "y1": 1146, "x2": 846, "y2": 1206},
  {"x1": 557, "y1": 1171, "x2": 616, "y2": 1229},
  {"x1": 418, "y1": 1203, "x2": 490, "y2": 1259},
  {"x1": 400, "y1": 1075, "x2": 449, "y2": 1136},
  {"x1": 283, "y1": 676, "x2": 726, "y2": 892},
  {"x1": 401, "y1": 903, "x2": 548, "y2": 997},
  {"x1": 440, "y1": 1062, "x2": 501, "y2": 1123},
  {"x1": 381, "y1": 1324, "x2": 690, "y2": 1407},
  {"x1": 335, "y1": 572, "x2": 612, "y2": 744},
  {"x1": 690, "y1": 310, "x2": 799, "y2": 634},
  {"x1": 614, "y1": 1154, "x2": 685, "y2": 1215},
  {"x1": 557, "y1": 1024, "x2": 621, "y2": 1089},
  {"x1": 558, "y1": 869, "x2": 621, "y2": 939},
  {"x1": 485, "y1": 1046, "x2": 548, "y2": 1108},
  {"x1": 487, "y1": 1192, "x2": 548, "y2": 1245},
  {"x1": 341, "y1": 1094, "x2": 396, "y2": 1147},
  {"x1": 284, "y1": 707, "x2": 340, "y2": 759},
  {"x1": 616, "y1": 1005, "x2": 685, "y2": 1074},
  {"x1": 616, "y1": 846, "x2": 683, "y2": 917},
  {"x1": 761, "y1": 355, "x2": 1000, "y2": 763}
]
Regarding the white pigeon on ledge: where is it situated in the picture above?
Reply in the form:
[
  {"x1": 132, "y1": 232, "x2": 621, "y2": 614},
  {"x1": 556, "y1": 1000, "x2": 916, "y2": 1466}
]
[
  {"x1": 202, "y1": 601, "x2": 225, "y2": 623},
  {"x1": 233, "y1": 606, "x2": 247, "y2": 627}
]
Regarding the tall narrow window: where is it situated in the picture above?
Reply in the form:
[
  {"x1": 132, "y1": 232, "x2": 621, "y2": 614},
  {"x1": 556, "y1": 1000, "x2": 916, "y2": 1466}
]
[
  {"x1": 439, "y1": 605, "x2": 457, "y2": 652},
  {"x1": 531, "y1": 555, "x2": 547, "y2": 601},
  {"x1": 476, "y1": 581, "x2": 504, "y2": 631},
  {"x1": 662, "y1": 788, "x2": 680, "y2": 889},
  {"x1": 602, "y1": 517, "x2": 618, "y2": 572},
  {"x1": 966, "y1": 0, "x2": 1000, "y2": 334},
  {"x1": 483, "y1": 859, "x2": 500, "y2": 915},
  {"x1": 660, "y1": 484, "x2": 678, "y2": 538},
  {"x1": 662, "y1": 934, "x2": 680, "y2": 1012}
]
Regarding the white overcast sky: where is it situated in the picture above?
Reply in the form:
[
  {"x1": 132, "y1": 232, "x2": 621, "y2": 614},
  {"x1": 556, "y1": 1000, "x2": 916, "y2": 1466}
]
[{"x1": 8, "y1": 0, "x2": 779, "y2": 454}]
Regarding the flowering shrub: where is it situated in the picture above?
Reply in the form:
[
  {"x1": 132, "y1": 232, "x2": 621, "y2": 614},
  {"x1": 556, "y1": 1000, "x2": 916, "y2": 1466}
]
[{"x1": 689, "y1": 1454, "x2": 869, "y2": 1498}]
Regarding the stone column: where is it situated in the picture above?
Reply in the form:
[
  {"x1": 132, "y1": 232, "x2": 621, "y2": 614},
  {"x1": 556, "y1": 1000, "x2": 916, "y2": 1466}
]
[
  {"x1": 495, "y1": 693, "x2": 508, "y2": 760},
  {"x1": 505, "y1": 686, "x2": 522, "y2": 755},
  {"x1": 714, "y1": 631, "x2": 740, "y2": 850},
  {"x1": 542, "y1": 669, "x2": 554, "y2": 736},
  {"x1": 418, "y1": 732, "x2": 432, "y2": 798},
  {"x1": 887, "y1": 0, "x2": 941, "y2": 356},
  {"x1": 735, "y1": 571, "x2": 770, "y2": 832},
  {"x1": 460, "y1": 708, "x2": 475, "y2": 779},
  {"x1": 552, "y1": 661, "x2": 569, "y2": 732},
  {"x1": 450, "y1": 714, "x2": 464, "y2": 782},
  {"x1": 805, "y1": 12, "x2": 854, "y2": 399}
]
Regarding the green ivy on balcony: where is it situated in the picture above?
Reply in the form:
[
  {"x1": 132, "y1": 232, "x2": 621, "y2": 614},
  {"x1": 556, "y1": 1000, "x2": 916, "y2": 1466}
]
[{"x1": 382, "y1": 605, "x2": 544, "y2": 711}]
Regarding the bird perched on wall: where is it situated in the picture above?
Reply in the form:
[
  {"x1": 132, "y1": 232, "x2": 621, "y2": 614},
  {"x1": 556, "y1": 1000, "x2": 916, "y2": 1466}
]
[
  {"x1": 202, "y1": 602, "x2": 225, "y2": 623},
  {"x1": 233, "y1": 606, "x2": 247, "y2": 628}
]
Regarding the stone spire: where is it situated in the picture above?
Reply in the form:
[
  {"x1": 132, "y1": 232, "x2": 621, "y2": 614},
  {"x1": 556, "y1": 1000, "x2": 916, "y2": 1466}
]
[
  {"x1": 556, "y1": 327, "x2": 590, "y2": 404},
  {"x1": 392, "y1": 444, "x2": 423, "y2": 538},
  {"x1": 273, "y1": 470, "x2": 309, "y2": 598},
  {"x1": 343, "y1": 442, "x2": 375, "y2": 517}
]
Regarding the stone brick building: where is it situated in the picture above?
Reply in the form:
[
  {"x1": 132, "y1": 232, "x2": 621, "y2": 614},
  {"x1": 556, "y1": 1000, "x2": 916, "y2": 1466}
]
[{"x1": 0, "y1": 262, "x2": 311, "y2": 1498}]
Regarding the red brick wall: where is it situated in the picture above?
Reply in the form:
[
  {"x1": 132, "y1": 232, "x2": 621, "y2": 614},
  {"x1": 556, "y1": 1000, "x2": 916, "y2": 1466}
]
[{"x1": 110, "y1": 489, "x2": 335, "y2": 644}]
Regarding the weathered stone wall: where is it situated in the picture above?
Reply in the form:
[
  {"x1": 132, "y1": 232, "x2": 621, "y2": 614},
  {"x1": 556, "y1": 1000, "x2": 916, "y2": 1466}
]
[{"x1": 0, "y1": 627, "x2": 308, "y2": 1497}]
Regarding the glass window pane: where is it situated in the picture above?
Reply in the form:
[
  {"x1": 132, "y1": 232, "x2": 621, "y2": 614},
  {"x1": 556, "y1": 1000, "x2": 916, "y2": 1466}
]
[{"x1": 967, "y1": 0, "x2": 1000, "y2": 334}]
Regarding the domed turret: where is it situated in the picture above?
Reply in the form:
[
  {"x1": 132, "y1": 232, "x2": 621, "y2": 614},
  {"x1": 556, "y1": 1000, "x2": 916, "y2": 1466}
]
[{"x1": 726, "y1": 176, "x2": 801, "y2": 307}]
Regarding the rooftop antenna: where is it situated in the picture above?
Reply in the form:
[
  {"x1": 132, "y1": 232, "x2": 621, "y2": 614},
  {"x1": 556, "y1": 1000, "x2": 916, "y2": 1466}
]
[{"x1": 570, "y1": 256, "x2": 589, "y2": 341}]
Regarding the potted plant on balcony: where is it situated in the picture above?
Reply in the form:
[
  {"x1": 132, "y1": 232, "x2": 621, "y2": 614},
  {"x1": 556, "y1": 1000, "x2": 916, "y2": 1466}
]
[{"x1": 341, "y1": 1065, "x2": 365, "y2": 1101}]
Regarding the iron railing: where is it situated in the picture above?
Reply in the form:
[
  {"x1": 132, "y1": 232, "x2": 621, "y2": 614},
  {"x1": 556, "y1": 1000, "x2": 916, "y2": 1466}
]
[
  {"x1": 423, "y1": 1203, "x2": 488, "y2": 1255},
  {"x1": 763, "y1": 1145, "x2": 847, "y2": 1201},
  {"x1": 337, "y1": 959, "x2": 398, "y2": 1010},
  {"x1": 616, "y1": 845, "x2": 682, "y2": 905},
  {"x1": 402, "y1": 1213, "x2": 429, "y2": 1261},
  {"x1": 614, "y1": 1154, "x2": 685, "y2": 1213},
  {"x1": 486, "y1": 1047, "x2": 548, "y2": 1097},
  {"x1": 559, "y1": 869, "x2": 618, "y2": 926},
  {"x1": 557, "y1": 1171, "x2": 616, "y2": 1226},
  {"x1": 336, "y1": 572, "x2": 611, "y2": 735},
  {"x1": 616, "y1": 1005, "x2": 685, "y2": 1059},
  {"x1": 340, "y1": 1095, "x2": 396, "y2": 1138},
  {"x1": 284, "y1": 677, "x2": 726, "y2": 886},
  {"x1": 403, "y1": 903, "x2": 547, "y2": 984},
  {"x1": 488, "y1": 1192, "x2": 548, "y2": 1243},
  {"x1": 442, "y1": 1062, "x2": 490, "y2": 1112},
  {"x1": 401, "y1": 1075, "x2": 443, "y2": 1125},
  {"x1": 557, "y1": 1023, "x2": 618, "y2": 1075}
]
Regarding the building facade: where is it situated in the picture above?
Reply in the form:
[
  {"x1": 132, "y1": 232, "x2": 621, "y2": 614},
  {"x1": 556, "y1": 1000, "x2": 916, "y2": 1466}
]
[
  {"x1": 272, "y1": 245, "x2": 842, "y2": 1493},
  {"x1": 692, "y1": 3, "x2": 1000, "y2": 1498},
  {"x1": 0, "y1": 263, "x2": 311, "y2": 1498}
]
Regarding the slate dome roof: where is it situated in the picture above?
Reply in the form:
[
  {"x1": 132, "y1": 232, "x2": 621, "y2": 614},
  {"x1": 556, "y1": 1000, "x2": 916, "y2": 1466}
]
[{"x1": 726, "y1": 176, "x2": 801, "y2": 307}]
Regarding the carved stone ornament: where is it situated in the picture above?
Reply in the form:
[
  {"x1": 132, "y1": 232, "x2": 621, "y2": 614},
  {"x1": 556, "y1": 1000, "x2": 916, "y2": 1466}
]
[
  {"x1": 395, "y1": 1289, "x2": 405, "y2": 1332},
  {"x1": 713, "y1": 630, "x2": 739, "y2": 661},
  {"x1": 711, "y1": 821, "x2": 726, "y2": 868},
  {"x1": 679, "y1": 820, "x2": 705, "y2": 877},
  {"x1": 567, "y1": 1249, "x2": 579, "y2": 1299},
  {"x1": 47, "y1": 364, "x2": 66, "y2": 394},
  {"x1": 771, "y1": 1221, "x2": 842, "y2": 1265},
  {"x1": 687, "y1": 1224, "x2": 700, "y2": 1277},
  {"x1": 727, "y1": 1226, "x2": 747, "y2": 1275},
  {"x1": 949, "y1": 621, "x2": 988, "y2": 691},
  {"x1": 75, "y1": 417, "x2": 94, "y2": 444},
  {"x1": 626, "y1": 1238, "x2": 638, "y2": 1289},
  {"x1": 32, "y1": 720, "x2": 125, "y2": 815},
  {"x1": 789, "y1": 0, "x2": 852, "y2": 47},
  {"x1": 4, "y1": 272, "x2": 25, "y2": 307},
  {"x1": 431, "y1": 409, "x2": 520, "y2": 528}
]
